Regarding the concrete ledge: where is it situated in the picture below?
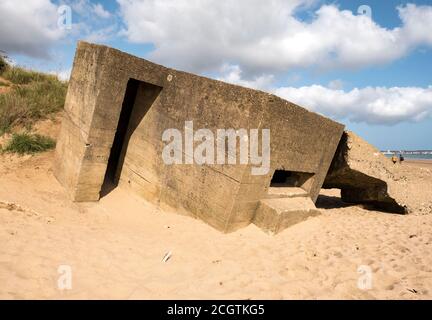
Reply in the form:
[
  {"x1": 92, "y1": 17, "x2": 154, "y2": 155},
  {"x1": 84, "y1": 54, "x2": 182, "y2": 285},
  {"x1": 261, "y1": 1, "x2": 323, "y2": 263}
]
[{"x1": 253, "y1": 197, "x2": 321, "y2": 235}]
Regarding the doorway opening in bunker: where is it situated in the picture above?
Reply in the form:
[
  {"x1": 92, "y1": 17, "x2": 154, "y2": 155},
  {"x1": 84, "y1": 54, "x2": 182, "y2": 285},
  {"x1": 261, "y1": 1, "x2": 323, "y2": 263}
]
[
  {"x1": 101, "y1": 79, "x2": 163, "y2": 198},
  {"x1": 270, "y1": 169, "x2": 314, "y2": 192}
]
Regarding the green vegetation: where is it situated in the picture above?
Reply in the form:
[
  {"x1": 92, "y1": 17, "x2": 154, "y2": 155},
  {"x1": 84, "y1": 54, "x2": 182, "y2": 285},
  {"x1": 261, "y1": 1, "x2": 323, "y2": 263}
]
[
  {"x1": 0, "y1": 78, "x2": 68, "y2": 133},
  {"x1": 2, "y1": 133, "x2": 56, "y2": 155},
  {"x1": 0, "y1": 52, "x2": 67, "y2": 154},
  {"x1": 0, "y1": 55, "x2": 67, "y2": 135},
  {"x1": 1, "y1": 66, "x2": 57, "y2": 85}
]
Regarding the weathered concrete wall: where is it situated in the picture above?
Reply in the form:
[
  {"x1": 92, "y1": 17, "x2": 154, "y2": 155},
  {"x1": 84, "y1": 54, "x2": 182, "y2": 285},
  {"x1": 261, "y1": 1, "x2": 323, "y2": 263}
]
[{"x1": 55, "y1": 41, "x2": 344, "y2": 233}]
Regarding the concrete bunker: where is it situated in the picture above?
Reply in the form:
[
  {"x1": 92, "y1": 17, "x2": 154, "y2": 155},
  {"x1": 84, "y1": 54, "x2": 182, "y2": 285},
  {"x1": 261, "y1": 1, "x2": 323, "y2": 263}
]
[{"x1": 54, "y1": 41, "x2": 346, "y2": 234}]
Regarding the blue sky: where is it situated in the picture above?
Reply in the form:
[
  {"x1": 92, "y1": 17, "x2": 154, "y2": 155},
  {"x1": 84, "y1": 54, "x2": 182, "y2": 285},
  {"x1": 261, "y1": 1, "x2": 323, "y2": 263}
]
[{"x1": 1, "y1": 0, "x2": 431, "y2": 150}]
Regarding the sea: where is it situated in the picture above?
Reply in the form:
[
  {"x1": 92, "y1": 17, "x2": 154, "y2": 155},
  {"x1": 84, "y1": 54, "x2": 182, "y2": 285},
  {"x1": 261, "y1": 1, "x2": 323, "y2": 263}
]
[{"x1": 382, "y1": 151, "x2": 432, "y2": 161}]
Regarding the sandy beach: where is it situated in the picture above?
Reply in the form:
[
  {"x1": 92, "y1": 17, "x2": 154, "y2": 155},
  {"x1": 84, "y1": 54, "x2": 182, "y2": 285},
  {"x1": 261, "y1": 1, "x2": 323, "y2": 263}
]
[
  {"x1": 0, "y1": 118, "x2": 431, "y2": 300},
  {"x1": 405, "y1": 159, "x2": 432, "y2": 169}
]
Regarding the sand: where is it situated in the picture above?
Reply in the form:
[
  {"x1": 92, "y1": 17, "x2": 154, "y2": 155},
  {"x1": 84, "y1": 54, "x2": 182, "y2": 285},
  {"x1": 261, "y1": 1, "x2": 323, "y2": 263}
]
[
  {"x1": 1, "y1": 118, "x2": 432, "y2": 300},
  {"x1": 405, "y1": 159, "x2": 432, "y2": 169}
]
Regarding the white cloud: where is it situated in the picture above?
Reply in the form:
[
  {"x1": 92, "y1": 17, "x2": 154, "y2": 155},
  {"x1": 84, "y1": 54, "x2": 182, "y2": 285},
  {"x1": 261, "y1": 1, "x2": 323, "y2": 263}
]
[
  {"x1": 218, "y1": 65, "x2": 432, "y2": 125},
  {"x1": 274, "y1": 85, "x2": 432, "y2": 125},
  {"x1": 93, "y1": 3, "x2": 111, "y2": 19},
  {"x1": 118, "y1": 1, "x2": 432, "y2": 75},
  {"x1": 2, "y1": 0, "x2": 430, "y2": 126},
  {"x1": 0, "y1": 0, "x2": 65, "y2": 58},
  {"x1": 0, "y1": 0, "x2": 118, "y2": 59}
]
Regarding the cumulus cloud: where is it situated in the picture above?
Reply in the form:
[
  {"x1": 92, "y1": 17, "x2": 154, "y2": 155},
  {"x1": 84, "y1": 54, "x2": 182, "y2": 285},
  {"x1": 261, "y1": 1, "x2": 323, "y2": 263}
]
[
  {"x1": 118, "y1": 0, "x2": 432, "y2": 75},
  {"x1": 274, "y1": 85, "x2": 432, "y2": 125},
  {"x1": 2, "y1": 0, "x2": 430, "y2": 126},
  {"x1": 117, "y1": 0, "x2": 432, "y2": 125},
  {"x1": 0, "y1": 0, "x2": 116, "y2": 59},
  {"x1": 0, "y1": 0, "x2": 65, "y2": 58},
  {"x1": 217, "y1": 66, "x2": 432, "y2": 125}
]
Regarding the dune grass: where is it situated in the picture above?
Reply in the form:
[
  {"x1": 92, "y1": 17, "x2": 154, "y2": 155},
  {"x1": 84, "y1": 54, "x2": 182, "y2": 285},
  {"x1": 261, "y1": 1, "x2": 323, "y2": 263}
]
[
  {"x1": 0, "y1": 58, "x2": 67, "y2": 135},
  {"x1": 1, "y1": 66, "x2": 57, "y2": 85},
  {"x1": 2, "y1": 133, "x2": 56, "y2": 155},
  {"x1": 0, "y1": 79, "x2": 67, "y2": 134},
  {"x1": 0, "y1": 54, "x2": 67, "y2": 154}
]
